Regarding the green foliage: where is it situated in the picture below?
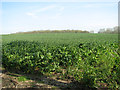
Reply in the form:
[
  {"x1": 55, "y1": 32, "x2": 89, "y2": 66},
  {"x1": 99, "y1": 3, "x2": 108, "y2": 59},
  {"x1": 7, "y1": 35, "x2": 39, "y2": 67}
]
[
  {"x1": 2, "y1": 33, "x2": 119, "y2": 89},
  {"x1": 17, "y1": 76, "x2": 28, "y2": 82}
]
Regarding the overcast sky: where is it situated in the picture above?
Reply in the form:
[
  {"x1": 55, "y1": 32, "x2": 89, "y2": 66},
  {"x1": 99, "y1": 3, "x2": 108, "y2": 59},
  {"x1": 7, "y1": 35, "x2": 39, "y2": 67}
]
[{"x1": 1, "y1": 0, "x2": 119, "y2": 34}]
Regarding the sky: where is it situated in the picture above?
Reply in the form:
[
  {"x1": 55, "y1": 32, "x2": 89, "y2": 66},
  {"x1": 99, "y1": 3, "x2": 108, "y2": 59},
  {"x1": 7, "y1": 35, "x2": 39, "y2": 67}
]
[{"x1": 1, "y1": 0, "x2": 119, "y2": 34}]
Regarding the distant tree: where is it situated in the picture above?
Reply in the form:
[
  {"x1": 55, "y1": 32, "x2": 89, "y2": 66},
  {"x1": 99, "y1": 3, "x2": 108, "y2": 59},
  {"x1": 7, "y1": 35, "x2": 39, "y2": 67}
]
[
  {"x1": 105, "y1": 28, "x2": 112, "y2": 33},
  {"x1": 90, "y1": 30, "x2": 94, "y2": 33},
  {"x1": 98, "y1": 26, "x2": 118, "y2": 34},
  {"x1": 113, "y1": 26, "x2": 118, "y2": 33},
  {"x1": 98, "y1": 29, "x2": 105, "y2": 33}
]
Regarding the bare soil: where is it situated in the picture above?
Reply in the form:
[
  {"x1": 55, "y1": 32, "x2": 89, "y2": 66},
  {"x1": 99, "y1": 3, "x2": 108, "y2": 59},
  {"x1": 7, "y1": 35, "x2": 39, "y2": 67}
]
[
  {"x1": 0, "y1": 68, "x2": 78, "y2": 90},
  {"x1": 0, "y1": 68, "x2": 106, "y2": 90}
]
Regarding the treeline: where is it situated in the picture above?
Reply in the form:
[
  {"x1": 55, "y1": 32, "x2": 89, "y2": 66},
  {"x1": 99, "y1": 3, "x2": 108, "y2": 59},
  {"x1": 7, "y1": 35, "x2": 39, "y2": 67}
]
[
  {"x1": 98, "y1": 26, "x2": 118, "y2": 34},
  {"x1": 16, "y1": 30, "x2": 89, "y2": 34}
]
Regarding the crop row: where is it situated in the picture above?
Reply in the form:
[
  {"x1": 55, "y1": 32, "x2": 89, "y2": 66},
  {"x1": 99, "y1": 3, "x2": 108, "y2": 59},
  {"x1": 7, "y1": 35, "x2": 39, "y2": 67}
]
[{"x1": 2, "y1": 40, "x2": 120, "y2": 89}]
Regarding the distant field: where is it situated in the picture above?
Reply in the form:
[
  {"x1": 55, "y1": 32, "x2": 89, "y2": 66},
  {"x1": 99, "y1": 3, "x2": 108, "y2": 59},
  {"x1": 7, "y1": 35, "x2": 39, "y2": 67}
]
[
  {"x1": 2, "y1": 33, "x2": 120, "y2": 89},
  {"x1": 2, "y1": 33, "x2": 118, "y2": 44}
]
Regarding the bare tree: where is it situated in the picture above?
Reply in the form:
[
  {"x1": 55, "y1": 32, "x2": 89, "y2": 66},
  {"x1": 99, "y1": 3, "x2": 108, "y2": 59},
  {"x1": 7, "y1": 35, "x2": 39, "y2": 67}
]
[
  {"x1": 98, "y1": 28, "x2": 105, "y2": 33},
  {"x1": 90, "y1": 30, "x2": 94, "y2": 33}
]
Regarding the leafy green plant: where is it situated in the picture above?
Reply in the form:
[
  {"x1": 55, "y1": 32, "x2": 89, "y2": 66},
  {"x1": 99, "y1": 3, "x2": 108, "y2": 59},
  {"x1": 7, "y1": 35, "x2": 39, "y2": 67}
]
[
  {"x1": 2, "y1": 33, "x2": 119, "y2": 89},
  {"x1": 17, "y1": 76, "x2": 28, "y2": 82}
]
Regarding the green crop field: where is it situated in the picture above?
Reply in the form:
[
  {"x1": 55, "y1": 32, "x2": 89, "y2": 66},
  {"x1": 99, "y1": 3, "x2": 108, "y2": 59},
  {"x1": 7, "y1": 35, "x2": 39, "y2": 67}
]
[
  {"x1": 1, "y1": 33, "x2": 120, "y2": 89},
  {"x1": 2, "y1": 33, "x2": 118, "y2": 44}
]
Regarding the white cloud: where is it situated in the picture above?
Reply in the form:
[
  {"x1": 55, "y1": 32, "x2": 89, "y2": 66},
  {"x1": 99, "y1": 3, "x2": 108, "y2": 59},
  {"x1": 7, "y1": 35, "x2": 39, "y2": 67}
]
[
  {"x1": 26, "y1": 5, "x2": 65, "y2": 19},
  {"x1": 26, "y1": 12, "x2": 37, "y2": 18},
  {"x1": 26, "y1": 12, "x2": 35, "y2": 16},
  {"x1": 26, "y1": 5, "x2": 57, "y2": 18},
  {"x1": 35, "y1": 5, "x2": 57, "y2": 13}
]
